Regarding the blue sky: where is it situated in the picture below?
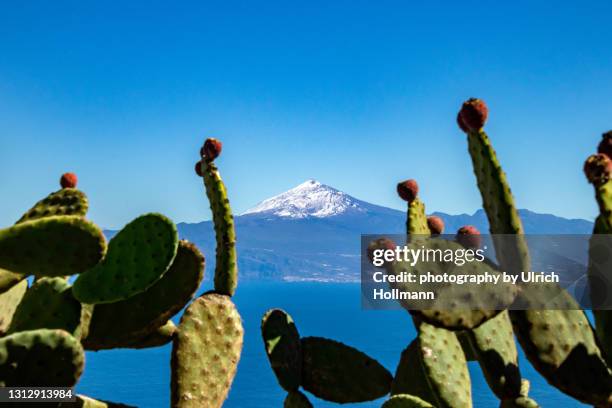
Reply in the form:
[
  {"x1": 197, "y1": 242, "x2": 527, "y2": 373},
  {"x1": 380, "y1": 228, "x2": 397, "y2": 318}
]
[{"x1": 1, "y1": 1, "x2": 611, "y2": 228}]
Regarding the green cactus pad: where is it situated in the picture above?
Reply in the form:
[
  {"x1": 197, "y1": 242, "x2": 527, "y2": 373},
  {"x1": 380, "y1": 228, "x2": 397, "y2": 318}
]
[
  {"x1": 469, "y1": 311, "x2": 521, "y2": 399},
  {"x1": 587, "y1": 181, "x2": 612, "y2": 367},
  {"x1": 0, "y1": 329, "x2": 84, "y2": 386},
  {"x1": 382, "y1": 394, "x2": 435, "y2": 408},
  {"x1": 201, "y1": 160, "x2": 238, "y2": 296},
  {"x1": 17, "y1": 188, "x2": 88, "y2": 224},
  {"x1": 510, "y1": 308, "x2": 612, "y2": 406},
  {"x1": 0, "y1": 280, "x2": 27, "y2": 335},
  {"x1": 0, "y1": 216, "x2": 106, "y2": 277},
  {"x1": 0, "y1": 268, "x2": 26, "y2": 295},
  {"x1": 171, "y1": 293, "x2": 243, "y2": 408},
  {"x1": 301, "y1": 336, "x2": 392, "y2": 403},
  {"x1": 58, "y1": 395, "x2": 137, "y2": 407},
  {"x1": 465, "y1": 129, "x2": 530, "y2": 274},
  {"x1": 387, "y1": 238, "x2": 515, "y2": 330},
  {"x1": 73, "y1": 213, "x2": 178, "y2": 304},
  {"x1": 83, "y1": 240, "x2": 203, "y2": 349},
  {"x1": 261, "y1": 308, "x2": 302, "y2": 392},
  {"x1": 391, "y1": 340, "x2": 437, "y2": 403},
  {"x1": 283, "y1": 390, "x2": 313, "y2": 408},
  {"x1": 8, "y1": 277, "x2": 84, "y2": 338},
  {"x1": 416, "y1": 322, "x2": 472, "y2": 408},
  {"x1": 122, "y1": 320, "x2": 177, "y2": 349},
  {"x1": 407, "y1": 198, "x2": 429, "y2": 236}
]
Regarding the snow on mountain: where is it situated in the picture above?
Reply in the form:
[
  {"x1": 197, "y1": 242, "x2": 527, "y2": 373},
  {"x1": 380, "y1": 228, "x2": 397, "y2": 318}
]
[{"x1": 242, "y1": 179, "x2": 367, "y2": 218}]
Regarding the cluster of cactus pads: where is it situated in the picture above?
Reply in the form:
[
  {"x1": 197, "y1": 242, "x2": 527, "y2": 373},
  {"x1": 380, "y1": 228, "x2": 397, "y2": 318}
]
[
  {"x1": 262, "y1": 99, "x2": 612, "y2": 407},
  {"x1": 0, "y1": 137, "x2": 243, "y2": 407}
]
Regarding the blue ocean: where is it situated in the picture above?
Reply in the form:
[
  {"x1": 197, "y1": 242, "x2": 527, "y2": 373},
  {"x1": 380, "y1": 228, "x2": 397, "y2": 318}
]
[{"x1": 77, "y1": 282, "x2": 585, "y2": 407}]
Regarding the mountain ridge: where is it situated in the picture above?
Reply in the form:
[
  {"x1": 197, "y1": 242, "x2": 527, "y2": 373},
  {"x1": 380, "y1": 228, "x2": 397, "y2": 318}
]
[
  {"x1": 175, "y1": 180, "x2": 594, "y2": 282},
  {"x1": 106, "y1": 180, "x2": 594, "y2": 282}
]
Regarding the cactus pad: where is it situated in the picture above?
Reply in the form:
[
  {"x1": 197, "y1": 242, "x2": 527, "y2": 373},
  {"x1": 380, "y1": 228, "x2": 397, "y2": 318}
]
[
  {"x1": 201, "y1": 159, "x2": 238, "y2": 296},
  {"x1": 8, "y1": 277, "x2": 84, "y2": 338},
  {"x1": 17, "y1": 188, "x2": 88, "y2": 224},
  {"x1": 388, "y1": 238, "x2": 515, "y2": 330},
  {"x1": 0, "y1": 268, "x2": 25, "y2": 294},
  {"x1": 382, "y1": 394, "x2": 435, "y2": 408},
  {"x1": 122, "y1": 320, "x2": 177, "y2": 349},
  {"x1": 0, "y1": 216, "x2": 106, "y2": 277},
  {"x1": 83, "y1": 240, "x2": 203, "y2": 349},
  {"x1": 0, "y1": 329, "x2": 84, "y2": 386},
  {"x1": 391, "y1": 340, "x2": 437, "y2": 403},
  {"x1": 469, "y1": 311, "x2": 521, "y2": 399},
  {"x1": 73, "y1": 213, "x2": 178, "y2": 304},
  {"x1": 407, "y1": 198, "x2": 429, "y2": 236},
  {"x1": 171, "y1": 293, "x2": 243, "y2": 408},
  {"x1": 0, "y1": 279, "x2": 27, "y2": 335},
  {"x1": 261, "y1": 308, "x2": 302, "y2": 391},
  {"x1": 464, "y1": 127, "x2": 529, "y2": 274},
  {"x1": 416, "y1": 322, "x2": 472, "y2": 408},
  {"x1": 510, "y1": 308, "x2": 612, "y2": 406},
  {"x1": 301, "y1": 336, "x2": 392, "y2": 403},
  {"x1": 283, "y1": 391, "x2": 313, "y2": 408}
]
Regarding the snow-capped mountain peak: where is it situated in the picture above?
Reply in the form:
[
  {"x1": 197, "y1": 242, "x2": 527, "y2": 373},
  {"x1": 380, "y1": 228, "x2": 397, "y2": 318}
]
[{"x1": 242, "y1": 179, "x2": 365, "y2": 218}]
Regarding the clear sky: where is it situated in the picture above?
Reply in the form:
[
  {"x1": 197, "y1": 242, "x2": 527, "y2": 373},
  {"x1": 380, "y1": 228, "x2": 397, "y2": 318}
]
[{"x1": 1, "y1": 1, "x2": 611, "y2": 228}]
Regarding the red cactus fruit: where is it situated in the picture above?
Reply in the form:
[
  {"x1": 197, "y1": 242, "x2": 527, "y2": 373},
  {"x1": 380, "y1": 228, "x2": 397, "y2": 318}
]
[
  {"x1": 456, "y1": 225, "x2": 481, "y2": 249},
  {"x1": 458, "y1": 98, "x2": 488, "y2": 132},
  {"x1": 194, "y1": 160, "x2": 203, "y2": 177},
  {"x1": 427, "y1": 216, "x2": 445, "y2": 235},
  {"x1": 397, "y1": 179, "x2": 419, "y2": 203},
  {"x1": 457, "y1": 112, "x2": 469, "y2": 133},
  {"x1": 201, "y1": 138, "x2": 222, "y2": 161},
  {"x1": 584, "y1": 153, "x2": 612, "y2": 186},
  {"x1": 367, "y1": 237, "x2": 397, "y2": 264},
  {"x1": 597, "y1": 131, "x2": 612, "y2": 159},
  {"x1": 60, "y1": 172, "x2": 78, "y2": 189}
]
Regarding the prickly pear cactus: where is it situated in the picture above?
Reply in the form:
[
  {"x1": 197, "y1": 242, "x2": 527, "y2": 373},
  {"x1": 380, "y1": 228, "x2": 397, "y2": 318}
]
[
  {"x1": 415, "y1": 322, "x2": 472, "y2": 408},
  {"x1": 0, "y1": 279, "x2": 27, "y2": 335},
  {"x1": 17, "y1": 187, "x2": 88, "y2": 224},
  {"x1": 171, "y1": 293, "x2": 243, "y2": 408},
  {"x1": 0, "y1": 328, "x2": 84, "y2": 386},
  {"x1": 468, "y1": 311, "x2": 522, "y2": 399},
  {"x1": 198, "y1": 138, "x2": 238, "y2": 296},
  {"x1": 584, "y1": 151, "x2": 612, "y2": 367},
  {"x1": 391, "y1": 340, "x2": 438, "y2": 402},
  {"x1": 83, "y1": 240, "x2": 204, "y2": 350},
  {"x1": 459, "y1": 99, "x2": 611, "y2": 406},
  {"x1": 122, "y1": 320, "x2": 177, "y2": 349},
  {"x1": 261, "y1": 308, "x2": 302, "y2": 391},
  {"x1": 0, "y1": 216, "x2": 106, "y2": 277},
  {"x1": 300, "y1": 336, "x2": 392, "y2": 403},
  {"x1": 73, "y1": 213, "x2": 178, "y2": 304},
  {"x1": 8, "y1": 277, "x2": 84, "y2": 339},
  {"x1": 0, "y1": 268, "x2": 25, "y2": 294}
]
